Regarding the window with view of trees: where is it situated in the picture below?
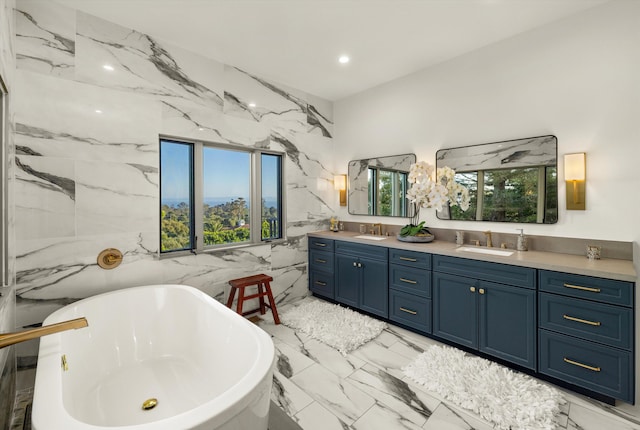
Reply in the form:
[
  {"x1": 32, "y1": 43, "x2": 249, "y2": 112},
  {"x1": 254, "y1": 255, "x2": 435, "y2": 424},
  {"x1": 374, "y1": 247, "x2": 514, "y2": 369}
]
[{"x1": 160, "y1": 138, "x2": 284, "y2": 254}]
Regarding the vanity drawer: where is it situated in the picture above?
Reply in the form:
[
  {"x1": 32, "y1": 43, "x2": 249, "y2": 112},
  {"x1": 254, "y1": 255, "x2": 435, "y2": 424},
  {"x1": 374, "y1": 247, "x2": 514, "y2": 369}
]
[
  {"x1": 309, "y1": 237, "x2": 334, "y2": 251},
  {"x1": 309, "y1": 250, "x2": 334, "y2": 272},
  {"x1": 433, "y1": 255, "x2": 535, "y2": 289},
  {"x1": 390, "y1": 290, "x2": 431, "y2": 333},
  {"x1": 539, "y1": 293, "x2": 633, "y2": 350},
  {"x1": 539, "y1": 270, "x2": 633, "y2": 307},
  {"x1": 389, "y1": 249, "x2": 431, "y2": 269},
  {"x1": 309, "y1": 270, "x2": 334, "y2": 299},
  {"x1": 539, "y1": 330, "x2": 633, "y2": 403},
  {"x1": 389, "y1": 264, "x2": 431, "y2": 298},
  {"x1": 335, "y1": 241, "x2": 388, "y2": 261}
]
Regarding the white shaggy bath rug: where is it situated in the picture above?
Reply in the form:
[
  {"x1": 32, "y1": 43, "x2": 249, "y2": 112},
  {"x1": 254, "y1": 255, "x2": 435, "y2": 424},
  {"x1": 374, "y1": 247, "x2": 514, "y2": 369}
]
[
  {"x1": 403, "y1": 345, "x2": 565, "y2": 430},
  {"x1": 280, "y1": 299, "x2": 386, "y2": 356}
]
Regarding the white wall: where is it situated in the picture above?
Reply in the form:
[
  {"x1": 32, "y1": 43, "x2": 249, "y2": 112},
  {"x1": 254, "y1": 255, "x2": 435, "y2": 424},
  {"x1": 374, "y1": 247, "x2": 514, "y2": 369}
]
[{"x1": 334, "y1": 0, "x2": 640, "y2": 413}]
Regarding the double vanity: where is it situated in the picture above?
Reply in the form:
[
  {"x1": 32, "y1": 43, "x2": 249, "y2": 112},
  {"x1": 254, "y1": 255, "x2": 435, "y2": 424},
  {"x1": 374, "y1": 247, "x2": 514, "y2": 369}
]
[{"x1": 308, "y1": 230, "x2": 636, "y2": 404}]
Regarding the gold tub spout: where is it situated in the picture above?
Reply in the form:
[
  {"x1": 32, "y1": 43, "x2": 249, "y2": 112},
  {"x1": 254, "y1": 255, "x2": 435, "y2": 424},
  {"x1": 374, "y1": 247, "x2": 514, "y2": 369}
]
[{"x1": 0, "y1": 317, "x2": 88, "y2": 349}]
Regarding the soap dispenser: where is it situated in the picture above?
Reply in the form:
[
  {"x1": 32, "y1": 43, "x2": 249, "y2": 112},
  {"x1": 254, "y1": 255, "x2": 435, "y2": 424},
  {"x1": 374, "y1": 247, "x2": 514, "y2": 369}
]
[{"x1": 516, "y1": 229, "x2": 528, "y2": 251}]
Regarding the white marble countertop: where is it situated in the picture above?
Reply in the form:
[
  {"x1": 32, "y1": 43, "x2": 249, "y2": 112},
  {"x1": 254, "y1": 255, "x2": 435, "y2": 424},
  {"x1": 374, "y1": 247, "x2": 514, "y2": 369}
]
[{"x1": 308, "y1": 230, "x2": 637, "y2": 282}]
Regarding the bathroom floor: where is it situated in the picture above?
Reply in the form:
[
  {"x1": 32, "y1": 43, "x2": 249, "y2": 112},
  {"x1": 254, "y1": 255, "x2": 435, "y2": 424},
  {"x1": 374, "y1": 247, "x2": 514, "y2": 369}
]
[{"x1": 259, "y1": 296, "x2": 640, "y2": 430}]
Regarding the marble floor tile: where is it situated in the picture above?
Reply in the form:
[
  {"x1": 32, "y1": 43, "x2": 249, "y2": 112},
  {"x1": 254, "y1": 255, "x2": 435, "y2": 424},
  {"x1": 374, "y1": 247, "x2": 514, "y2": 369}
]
[
  {"x1": 350, "y1": 339, "x2": 413, "y2": 379},
  {"x1": 271, "y1": 370, "x2": 314, "y2": 417},
  {"x1": 422, "y1": 403, "x2": 495, "y2": 430},
  {"x1": 290, "y1": 363, "x2": 376, "y2": 425},
  {"x1": 274, "y1": 340, "x2": 316, "y2": 378},
  {"x1": 567, "y1": 403, "x2": 640, "y2": 430},
  {"x1": 347, "y1": 364, "x2": 439, "y2": 427},
  {"x1": 352, "y1": 403, "x2": 424, "y2": 430},
  {"x1": 294, "y1": 402, "x2": 350, "y2": 430}
]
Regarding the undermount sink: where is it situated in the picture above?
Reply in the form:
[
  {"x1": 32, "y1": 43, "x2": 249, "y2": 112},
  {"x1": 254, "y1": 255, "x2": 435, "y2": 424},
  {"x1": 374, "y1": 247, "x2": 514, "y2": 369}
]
[
  {"x1": 456, "y1": 246, "x2": 514, "y2": 257},
  {"x1": 354, "y1": 235, "x2": 388, "y2": 241}
]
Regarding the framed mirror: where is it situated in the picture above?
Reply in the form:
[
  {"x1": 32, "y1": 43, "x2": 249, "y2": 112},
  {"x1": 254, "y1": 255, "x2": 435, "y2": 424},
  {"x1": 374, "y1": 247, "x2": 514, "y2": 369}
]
[
  {"x1": 348, "y1": 153, "x2": 416, "y2": 217},
  {"x1": 436, "y1": 135, "x2": 558, "y2": 224}
]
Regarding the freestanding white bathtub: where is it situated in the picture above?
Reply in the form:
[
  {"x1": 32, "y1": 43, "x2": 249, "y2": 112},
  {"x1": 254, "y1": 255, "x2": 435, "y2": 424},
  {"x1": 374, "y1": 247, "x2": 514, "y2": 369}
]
[{"x1": 32, "y1": 284, "x2": 275, "y2": 430}]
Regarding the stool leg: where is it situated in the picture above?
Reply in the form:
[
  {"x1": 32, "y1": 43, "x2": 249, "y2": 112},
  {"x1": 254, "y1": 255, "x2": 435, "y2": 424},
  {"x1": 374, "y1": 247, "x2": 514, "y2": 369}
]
[
  {"x1": 264, "y1": 281, "x2": 280, "y2": 324},
  {"x1": 236, "y1": 286, "x2": 245, "y2": 315},
  {"x1": 258, "y1": 282, "x2": 266, "y2": 315},
  {"x1": 226, "y1": 286, "x2": 236, "y2": 309}
]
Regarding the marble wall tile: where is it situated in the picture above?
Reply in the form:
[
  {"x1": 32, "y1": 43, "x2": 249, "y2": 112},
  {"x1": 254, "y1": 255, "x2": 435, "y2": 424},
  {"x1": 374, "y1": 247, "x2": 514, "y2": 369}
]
[
  {"x1": 306, "y1": 93, "x2": 333, "y2": 138},
  {"x1": 14, "y1": 71, "x2": 160, "y2": 165},
  {"x1": 14, "y1": 155, "x2": 75, "y2": 240},
  {"x1": 75, "y1": 12, "x2": 223, "y2": 110},
  {"x1": 15, "y1": 0, "x2": 75, "y2": 78}
]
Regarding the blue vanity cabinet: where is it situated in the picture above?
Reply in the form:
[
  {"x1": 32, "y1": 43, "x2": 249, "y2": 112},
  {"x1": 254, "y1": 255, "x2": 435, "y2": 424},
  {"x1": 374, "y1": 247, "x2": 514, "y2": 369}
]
[
  {"x1": 538, "y1": 270, "x2": 635, "y2": 403},
  {"x1": 335, "y1": 241, "x2": 389, "y2": 318},
  {"x1": 308, "y1": 238, "x2": 334, "y2": 299},
  {"x1": 388, "y1": 249, "x2": 432, "y2": 333},
  {"x1": 433, "y1": 255, "x2": 537, "y2": 370}
]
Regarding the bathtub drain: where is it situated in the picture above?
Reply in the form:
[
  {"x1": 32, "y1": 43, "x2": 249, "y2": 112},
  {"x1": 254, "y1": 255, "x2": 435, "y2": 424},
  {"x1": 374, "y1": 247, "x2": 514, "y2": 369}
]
[{"x1": 142, "y1": 398, "x2": 158, "y2": 411}]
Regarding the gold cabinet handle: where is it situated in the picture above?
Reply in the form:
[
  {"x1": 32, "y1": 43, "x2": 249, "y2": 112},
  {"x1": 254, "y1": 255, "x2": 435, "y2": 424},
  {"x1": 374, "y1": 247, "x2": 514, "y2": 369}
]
[
  {"x1": 400, "y1": 307, "x2": 417, "y2": 315},
  {"x1": 400, "y1": 278, "x2": 417, "y2": 284},
  {"x1": 315, "y1": 259, "x2": 327, "y2": 263},
  {"x1": 563, "y1": 357, "x2": 601, "y2": 372},
  {"x1": 314, "y1": 281, "x2": 327, "y2": 286},
  {"x1": 470, "y1": 286, "x2": 476, "y2": 293},
  {"x1": 563, "y1": 283, "x2": 601, "y2": 293},
  {"x1": 479, "y1": 288, "x2": 485, "y2": 295},
  {"x1": 563, "y1": 314, "x2": 601, "y2": 326},
  {"x1": 399, "y1": 257, "x2": 417, "y2": 262},
  {"x1": 314, "y1": 242, "x2": 327, "y2": 247}
]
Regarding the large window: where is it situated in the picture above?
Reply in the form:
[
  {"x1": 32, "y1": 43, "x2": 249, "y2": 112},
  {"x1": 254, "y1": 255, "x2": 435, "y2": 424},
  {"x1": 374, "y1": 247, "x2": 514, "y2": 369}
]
[{"x1": 160, "y1": 138, "x2": 284, "y2": 254}]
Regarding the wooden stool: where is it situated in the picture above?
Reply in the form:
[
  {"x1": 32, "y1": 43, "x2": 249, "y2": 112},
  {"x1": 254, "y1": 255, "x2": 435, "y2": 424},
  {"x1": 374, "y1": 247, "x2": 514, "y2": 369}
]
[{"x1": 226, "y1": 274, "x2": 280, "y2": 324}]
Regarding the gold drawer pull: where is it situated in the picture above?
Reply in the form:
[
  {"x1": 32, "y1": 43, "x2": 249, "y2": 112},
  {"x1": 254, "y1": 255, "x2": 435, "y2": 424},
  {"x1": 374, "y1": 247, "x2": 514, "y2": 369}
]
[
  {"x1": 563, "y1": 357, "x2": 601, "y2": 372},
  {"x1": 479, "y1": 288, "x2": 485, "y2": 295},
  {"x1": 399, "y1": 257, "x2": 417, "y2": 262},
  {"x1": 400, "y1": 277, "x2": 417, "y2": 284},
  {"x1": 314, "y1": 281, "x2": 327, "y2": 286},
  {"x1": 400, "y1": 307, "x2": 417, "y2": 315},
  {"x1": 563, "y1": 314, "x2": 601, "y2": 326},
  {"x1": 470, "y1": 286, "x2": 476, "y2": 293},
  {"x1": 563, "y1": 283, "x2": 601, "y2": 293},
  {"x1": 315, "y1": 259, "x2": 327, "y2": 263},
  {"x1": 314, "y1": 242, "x2": 327, "y2": 247}
]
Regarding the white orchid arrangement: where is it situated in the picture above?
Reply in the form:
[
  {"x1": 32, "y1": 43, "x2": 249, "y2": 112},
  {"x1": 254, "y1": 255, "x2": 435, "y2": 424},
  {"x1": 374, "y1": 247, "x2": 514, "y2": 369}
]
[{"x1": 402, "y1": 161, "x2": 470, "y2": 236}]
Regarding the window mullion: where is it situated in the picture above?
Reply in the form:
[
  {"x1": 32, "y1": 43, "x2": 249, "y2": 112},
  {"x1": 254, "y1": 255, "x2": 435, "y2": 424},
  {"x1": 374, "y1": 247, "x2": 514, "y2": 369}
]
[
  {"x1": 251, "y1": 152, "x2": 261, "y2": 243},
  {"x1": 193, "y1": 141, "x2": 204, "y2": 252}
]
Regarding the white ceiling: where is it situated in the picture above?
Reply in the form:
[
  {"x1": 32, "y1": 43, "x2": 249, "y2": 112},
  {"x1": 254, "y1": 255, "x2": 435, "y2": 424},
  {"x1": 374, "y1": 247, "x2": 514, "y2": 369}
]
[{"x1": 53, "y1": 0, "x2": 609, "y2": 101}]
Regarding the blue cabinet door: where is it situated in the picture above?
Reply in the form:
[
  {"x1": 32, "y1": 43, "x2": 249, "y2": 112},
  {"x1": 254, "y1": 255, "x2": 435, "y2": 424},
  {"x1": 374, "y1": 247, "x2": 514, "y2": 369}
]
[
  {"x1": 335, "y1": 253, "x2": 359, "y2": 308},
  {"x1": 433, "y1": 272, "x2": 478, "y2": 349},
  {"x1": 360, "y1": 256, "x2": 388, "y2": 318},
  {"x1": 478, "y1": 281, "x2": 537, "y2": 370}
]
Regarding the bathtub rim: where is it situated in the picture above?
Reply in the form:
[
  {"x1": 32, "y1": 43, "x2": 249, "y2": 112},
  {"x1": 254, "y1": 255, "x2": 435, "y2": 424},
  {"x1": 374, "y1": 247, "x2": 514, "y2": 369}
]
[{"x1": 32, "y1": 283, "x2": 276, "y2": 430}]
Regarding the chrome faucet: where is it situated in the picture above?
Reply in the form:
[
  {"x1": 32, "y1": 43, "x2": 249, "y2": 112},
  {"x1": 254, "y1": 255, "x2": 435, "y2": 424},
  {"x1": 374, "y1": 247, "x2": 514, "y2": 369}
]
[
  {"x1": 0, "y1": 317, "x2": 88, "y2": 349},
  {"x1": 483, "y1": 230, "x2": 493, "y2": 248},
  {"x1": 372, "y1": 223, "x2": 382, "y2": 236}
]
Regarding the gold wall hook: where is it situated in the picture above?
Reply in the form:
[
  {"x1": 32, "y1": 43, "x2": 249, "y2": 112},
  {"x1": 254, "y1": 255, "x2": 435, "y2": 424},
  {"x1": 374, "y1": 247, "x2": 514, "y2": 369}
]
[{"x1": 97, "y1": 248, "x2": 123, "y2": 270}]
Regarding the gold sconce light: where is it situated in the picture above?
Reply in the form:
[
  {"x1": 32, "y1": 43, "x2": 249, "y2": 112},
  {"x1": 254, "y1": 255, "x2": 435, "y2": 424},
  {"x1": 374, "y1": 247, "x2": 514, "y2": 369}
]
[
  {"x1": 334, "y1": 174, "x2": 347, "y2": 206},
  {"x1": 97, "y1": 248, "x2": 123, "y2": 270},
  {"x1": 564, "y1": 152, "x2": 586, "y2": 210}
]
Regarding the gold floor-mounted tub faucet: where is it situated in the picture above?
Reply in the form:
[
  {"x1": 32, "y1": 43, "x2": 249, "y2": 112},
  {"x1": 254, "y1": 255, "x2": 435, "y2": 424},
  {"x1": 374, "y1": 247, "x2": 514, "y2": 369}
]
[{"x1": 0, "y1": 317, "x2": 88, "y2": 349}]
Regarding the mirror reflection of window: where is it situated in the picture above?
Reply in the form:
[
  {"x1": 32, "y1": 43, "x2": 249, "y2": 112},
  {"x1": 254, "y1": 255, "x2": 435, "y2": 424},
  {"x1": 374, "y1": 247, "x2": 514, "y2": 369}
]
[{"x1": 368, "y1": 168, "x2": 409, "y2": 217}]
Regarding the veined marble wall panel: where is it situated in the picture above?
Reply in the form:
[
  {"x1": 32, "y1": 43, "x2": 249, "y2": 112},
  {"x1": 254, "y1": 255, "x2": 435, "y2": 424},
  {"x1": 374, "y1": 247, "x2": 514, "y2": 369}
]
[
  {"x1": 306, "y1": 93, "x2": 334, "y2": 138},
  {"x1": 269, "y1": 263, "x2": 307, "y2": 305},
  {"x1": 14, "y1": 71, "x2": 160, "y2": 165},
  {"x1": 75, "y1": 12, "x2": 223, "y2": 110},
  {"x1": 223, "y1": 65, "x2": 308, "y2": 133},
  {"x1": 15, "y1": 155, "x2": 74, "y2": 240},
  {"x1": 15, "y1": 0, "x2": 75, "y2": 78},
  {"x1": 75, "y1": 160, "x2": 158, "y2": 235}
]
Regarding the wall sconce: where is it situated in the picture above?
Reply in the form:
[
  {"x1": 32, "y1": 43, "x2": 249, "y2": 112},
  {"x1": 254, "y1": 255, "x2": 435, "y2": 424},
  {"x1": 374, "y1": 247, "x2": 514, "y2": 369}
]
[
  {"x1": 334, "y1": 174, "x2": 347, "y2": 206},
  {"x1": 564, "y1": 152, "x2": 586, "y2": 210}
]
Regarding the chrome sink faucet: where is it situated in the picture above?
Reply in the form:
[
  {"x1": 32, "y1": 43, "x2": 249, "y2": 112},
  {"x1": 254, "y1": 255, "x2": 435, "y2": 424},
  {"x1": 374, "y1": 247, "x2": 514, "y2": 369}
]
[{"x1": 483, "y1": 230, "x2": 493, "y2": 248}]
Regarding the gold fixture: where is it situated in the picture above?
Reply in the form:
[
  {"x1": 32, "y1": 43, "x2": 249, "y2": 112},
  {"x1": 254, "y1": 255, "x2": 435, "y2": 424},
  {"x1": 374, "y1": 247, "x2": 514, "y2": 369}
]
[
  {"x1": 372, "y1": 223, "x2": 382, "y2": 236},
  {"x1": 563, "y1": 314, "x2": 601, "y2": 326},
  {"x1": 400, "y1": 278, "x2": 417, "y2": 284},
  {"x1": 61, "y1": 354, "x2": 68, "y2": 371},
  {"x1": 0, "y1": 317, "x2": 88, "y2": 349},
  {"x1": 313, "y1": 241, "x2": 327, "y2": 247},
  {"x1": 314, "y1": 281, "x2": 327, "y2": 286},
  {"x1": 563, "y1": 357, "x2": 600, "y2": 372},
  {"x1": 334, "y1": 174, "x2": 347, "y2": 206},
  {"x1": 97, "y1": 248, "x2": 123, "y2": 270},
  {"x1": 564, "y1": 152, "x2": 586, "y2": 210},
  {"x1": 563, "y1": 283, "x2": 600, "y2": 293},
  {"x1": 142, "y1": 398, "x2": 158, "y2": 411},
  {"x1": 399, "y1": 307, "x2": 417, "y2": 315},
  {"x1": 399, "y1": 256, "x2": 417, "y2": 262},
  {"x1": 483, "y1": 231, "x2": 492, "y2": 248},
  {"x1": 470, "y1": 286, "x2": 476, "y2": 293},
  {"x1": 479, "y1": 288, "x2": 485, "y2": 295},
  {"x1": 315, "y1": 258, "x2": 327, "y2": 263}
]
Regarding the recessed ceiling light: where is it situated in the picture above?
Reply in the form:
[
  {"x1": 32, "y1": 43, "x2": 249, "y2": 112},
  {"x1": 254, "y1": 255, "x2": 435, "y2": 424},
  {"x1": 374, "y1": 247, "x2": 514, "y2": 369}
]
[
  {"x1": 95, "y1": 109, "x2": 103, "y2": 114},
  {"x1": 102, "y1": 64, "x2": 114, "y2": 71},
  {"x1": 198, "y1": 127, "x2": 204, "y2": 131},
  {"x1": 248, "y1": 102, "x2": 256, "y2": 108},
  {"x1": 338, "y1": 55, "x2": 350, "y2": 64}
]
